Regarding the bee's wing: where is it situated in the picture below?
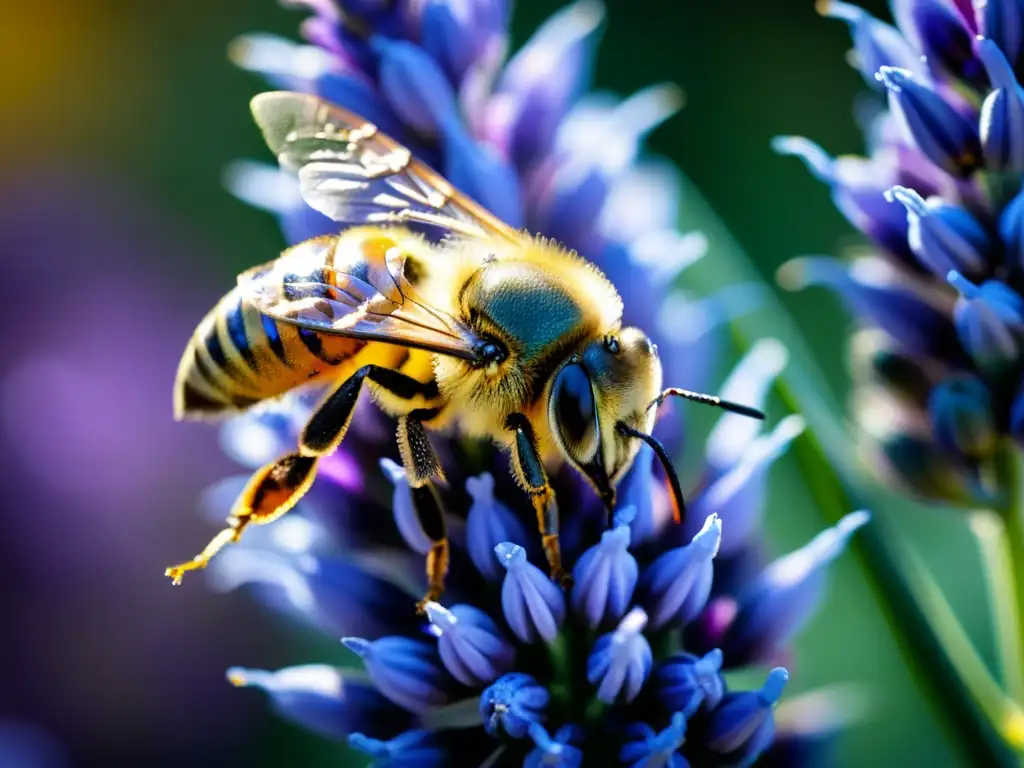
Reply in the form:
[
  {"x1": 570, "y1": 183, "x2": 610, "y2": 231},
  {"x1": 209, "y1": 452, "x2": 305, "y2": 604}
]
[
  {"x1": 239, "y1": 236, "x2": 484, "y2": 362},
  {"x1": 250, "y1": 91, "x2": 520, "y2": 243}
]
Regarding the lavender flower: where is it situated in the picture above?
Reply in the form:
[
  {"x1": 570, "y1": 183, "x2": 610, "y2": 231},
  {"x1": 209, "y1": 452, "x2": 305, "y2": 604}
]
[
  {"x1": 195, "y1": 0, "x2": 866, "y2": 764},
  {"x1": 213, "y1": 352, "x2": 863, "y2": 764},
  {"x1": 777, "y1": 1, "x2": 1024, "y2": 504}
]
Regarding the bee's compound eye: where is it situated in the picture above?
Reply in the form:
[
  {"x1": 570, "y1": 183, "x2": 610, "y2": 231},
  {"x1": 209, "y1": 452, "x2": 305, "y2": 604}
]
[
  {"x1": 604, "y1": 335, "x2": 621, "y2": 355},
  {"x1": 550, "y1": 363, "x2": 600, "y2": 466}
]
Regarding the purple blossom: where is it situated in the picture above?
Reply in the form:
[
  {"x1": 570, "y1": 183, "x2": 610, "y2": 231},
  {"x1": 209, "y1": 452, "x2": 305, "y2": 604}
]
[
  {"x1": 780, "y1": 2, "x2": 1024, "y2": 504},
  {"x1": 180, "y1": 0, "x2": 868, "y2": 764}
]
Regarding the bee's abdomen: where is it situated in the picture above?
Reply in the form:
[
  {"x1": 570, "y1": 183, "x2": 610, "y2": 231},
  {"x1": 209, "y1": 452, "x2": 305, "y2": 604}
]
[{"x1": 174, "y1": 286, "x2": 364, "y2": 419}]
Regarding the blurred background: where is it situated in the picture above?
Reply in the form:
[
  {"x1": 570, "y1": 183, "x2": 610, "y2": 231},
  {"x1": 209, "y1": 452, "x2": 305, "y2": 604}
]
[{"x1": 0, "y1": 0, "x2": 987, "y2": 765}]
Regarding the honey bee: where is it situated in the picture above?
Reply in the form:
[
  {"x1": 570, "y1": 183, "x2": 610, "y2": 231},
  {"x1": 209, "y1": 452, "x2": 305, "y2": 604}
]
[{"x1": 168, "y1": 91, "x2": 764, "y2": 610}]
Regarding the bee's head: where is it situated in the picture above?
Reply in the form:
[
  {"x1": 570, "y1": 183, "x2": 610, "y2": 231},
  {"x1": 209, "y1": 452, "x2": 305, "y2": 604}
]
[{"x1": 548, "y1": 328, "x2": 662, "y2": 508}]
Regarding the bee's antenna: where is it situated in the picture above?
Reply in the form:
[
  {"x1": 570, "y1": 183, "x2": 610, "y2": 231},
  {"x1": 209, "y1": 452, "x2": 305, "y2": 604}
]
[
  {"x1": 648, "y1": 387, "x2": 765, "y2": 421},
  {"x1": 616, "y1": 423, "x2": 686, "y2": 526}
]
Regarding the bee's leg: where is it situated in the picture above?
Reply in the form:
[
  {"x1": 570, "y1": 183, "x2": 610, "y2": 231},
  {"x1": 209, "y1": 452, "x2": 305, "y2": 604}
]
[
  {"x1": 396, "y1": 408, "x2": 449, "y2": 615},
  {"x1": 505, "y1": 413, "x2": 571, "y2": 588},
  {"x1": 165, "y1": 451, "x2": 318, "y2": 585},
  {"x1": 166, "y1": 365, "x2": 438, "y2": 585}
]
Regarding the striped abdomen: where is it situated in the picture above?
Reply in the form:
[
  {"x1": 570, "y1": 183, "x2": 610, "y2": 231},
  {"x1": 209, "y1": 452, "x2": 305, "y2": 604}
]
[{"x1": 174, "y1": 284, "x2": 364, "y2": 419}]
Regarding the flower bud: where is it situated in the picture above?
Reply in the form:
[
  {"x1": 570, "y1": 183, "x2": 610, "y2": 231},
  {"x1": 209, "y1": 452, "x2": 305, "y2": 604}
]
[
  {"x1": 495, "y1": 542, "x2": 566, "y2": 644},
  {"x1": 226, "y1": 665, "x2": 412, "y2": 741},
  {"x1": 948, "y1": 271, "x2": 1024, "y2": 374},
  {"x1": 818, "y1": 1, "x2": 922, "y2": 87},
  {"x1": 722, "y1": 512, "x2": 869, "y2": 665},
  {"x1": 620, "y1": 712, "x2": 688, "y2": 768},
  {"x1": 348, "y1": 730, "x2": 446, "y2": 767},
  {"x1": 654, "y1": 649, "x2": 726, "y2": 714},
  {"x1": 638, "y1": 514, "x2": 722, "y2": 630},
  {"x1": 876, "y1": 66, "x2": 982, "y2": 177},
  {"x1": 885, "y1": 185, "x2": 990, "y2": 279},
  {"x1": 978, "y1": 38, "x2": 1024, "y2": 173},
  {"x1": 707, "y1": 668, "x2": 789, "y2": 766},
  {"x1": 342, "y1": 636, "x2": 450, "y2": 713},
  {"x1": 928, "y1": 374, "x2": 998, "y2": 460},
  {"x1": 571, "y1": 506, "x2": 639, "y2": 629},
  {"x1": 978, "y1": 0, "x2": 1024, "y2": 67},
  {"x1": 465, "y1": 473, "x2": 530, "y2": 581},
  {"x1": 371, "y1": 37, "x2": 457, "y2": 135},
  {"x1": 587, "y1": 607, "x2": 653, "y2": 704},
  {"x1": 425, "y1": 602, "x2": 515, "y2": 687},
  {"x1": 480, "y1": 673, "x2": 549, "y2": 738}
]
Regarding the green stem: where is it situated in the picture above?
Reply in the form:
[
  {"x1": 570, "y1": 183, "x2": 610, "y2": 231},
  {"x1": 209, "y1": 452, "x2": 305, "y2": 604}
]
[
  {"x1": 787, "y1": 426, "x2": 1018, "y2": 766},
  {"x1": 970, "y1": 509, "x2": 1024, "y2": 706},
  {"x1": 995, "y1": 444, "x2": 1024, "y2": 705}
]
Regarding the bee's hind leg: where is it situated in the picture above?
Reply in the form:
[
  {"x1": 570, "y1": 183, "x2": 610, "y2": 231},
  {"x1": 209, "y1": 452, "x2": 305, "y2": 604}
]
[
  {"x1": 166, "y1": 365, "x2": 438, "y2": 585},
  {"x1": 165, "y1": 452, "x2": 318, "y2": 584},
  {"x1": 396, "y1": 408, "x2": 450, "y2": 615},
  {"x1": 505, "y1": 413, "x2": 571, "y2": 589}
]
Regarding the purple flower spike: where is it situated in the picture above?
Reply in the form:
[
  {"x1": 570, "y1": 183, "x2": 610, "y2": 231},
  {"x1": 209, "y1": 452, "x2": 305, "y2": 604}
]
[
  {"x1": 654, "y1": 649, "x2": 726, "y2": 714},
  {"x1": 495, "y1": 542, "x2": 566, "y2": 644},
  {"x1": 978, "y1": 37, "x2": 1024, "y2": 173},
  {"x1": 348, "y1": 730, "x2": 446, "y2": 768},
  {"x1": 885, "y1": 185, "x2": 990, "y2": 278},
  {"x1": 947, "y1": 270, "x2": 1024, "y2": 373},
  {"x1": 226, "y1": 664, "x2": 411, "y2": 741},
  {"x1": 525, "y1": 724, "x2": 584, "y2": 768},
  {"x1": 722, "y1": 512, "x2": 869, "y2": 665},
  {"x1": 620, "y1": 712, "x2": 690, "y2": 768},
  {"x1": 381, "y1": 458, "x2": 433, "y2": 556},
  {"x1": 818, "y1": 1, "x2": 922, "y2": 86},
  {"x1": 571, "y1": 506, "x2": 639, "y2": 628},
  {"x1": 465, "y1": 473, "x2": 529, "y2": 581},
  {"x1": 876, "y1": 66, "x2": 982, "y2": 177},
  {"x1": 639, "y1": 514, "x2": 722, "y2": 630},
  {"x1": 480, "y1": 672, "x2": 549, "y2": 738},
  {"x1": 587, "y1": 607, "x2": 653, "y2": 704},
  {"x1": 707, "y1": 668, "x2": 789, "y2": 767},
  {"x1": 695, "y1": 416, "x2": 804, "y2": 555},
  {"x1": 342, "y1": 636, "x2": 450, "y2": 713},
  {"x1": 424, "y1": 602, "x2": 515, "y2": 687},
  {"x1": 207, "y1": 0, "x2": 863, "y2": 759},
  {"x1": 371, "y1": 37, "x2": 457, "y2": 135}
]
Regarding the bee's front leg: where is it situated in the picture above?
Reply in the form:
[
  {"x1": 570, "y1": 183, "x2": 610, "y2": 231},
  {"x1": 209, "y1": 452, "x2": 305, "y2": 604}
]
[
  {"x1": 396, "y1": 408, "x2": 449, "y2": 615},
  {"x1": 505, "y1": 413, "x2": 572, "y2": 589}
]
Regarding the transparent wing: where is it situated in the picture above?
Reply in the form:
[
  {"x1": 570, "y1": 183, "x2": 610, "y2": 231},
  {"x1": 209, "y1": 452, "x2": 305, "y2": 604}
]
[
  {"x1": 239, "y1": 236, "x2": 483, "y2": 362},
  {"x1": 250, "y1": 90, "x2": 520, "y2": 243}
]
